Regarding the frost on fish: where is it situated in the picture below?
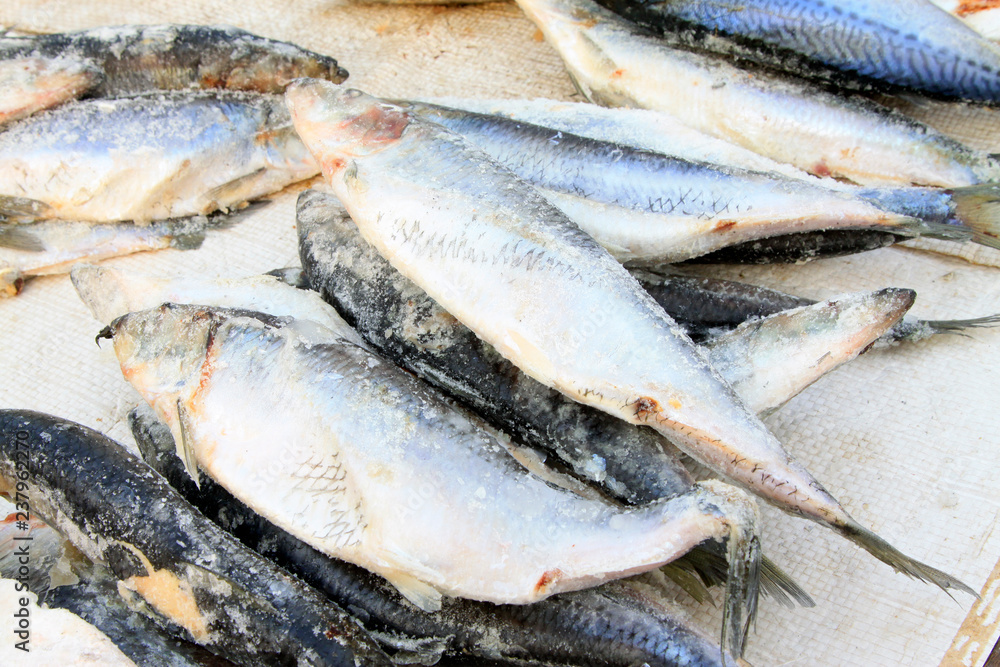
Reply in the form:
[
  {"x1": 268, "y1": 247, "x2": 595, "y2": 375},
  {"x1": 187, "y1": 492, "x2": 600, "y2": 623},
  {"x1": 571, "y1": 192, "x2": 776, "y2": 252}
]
[
  {"x1": 285, "y1": 81, "x2": 975, "y2": 600},
  {"x1": 0, "y1": 56, "x2": 99, "y2": 127},
  {"x1": 130, "y1": 404, "x2": 746, "y2": 667},
  {"x1": 401, "y1": 100, "x2": 994, "y2": 263},
  {"x1": 516, "y1": 0, "x2": 1000, "y2": 187},
  {"x1": 597, "y1": 0, "x2": 1000, "y2": 103},
  {"x1": 0, "y1": 410, "x2": 393, "y2": 667},
  {"x1": 0, "y1": 24, "x2": 347, "y2": 97},
  {"x1": 0, "y1": 215, "x2": 227, "y2": 298},
  {"x1": 0, "y1": 91, "x2": 319, "y2": 224},
  {"x1": 106, "y1": 303, "x2": 763, "y2": 656}
]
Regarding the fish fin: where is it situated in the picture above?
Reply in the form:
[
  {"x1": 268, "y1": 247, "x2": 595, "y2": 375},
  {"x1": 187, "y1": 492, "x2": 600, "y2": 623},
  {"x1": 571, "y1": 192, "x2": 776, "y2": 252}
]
[
  {"x1": 948, "y1": 183, "x2": 1000, "y2": 249},
  {"x1": 174, "y1": 400, "x2": 201, "y2": 489},
  {"x1": 759, "y1": 556, "x2": 814, "y2": 609},
  {"x1": 922, "y1": 313, "x2": 1000, "y2": 336},
  {"x1": 0, "y1": 226, "x2": 46, "y2": 252},
  {"x1": 659, "y1": 561, "x2": 714, "y2": 604},
  {"x1": 264, "y1": 267, "x2": 309, "y2": 289},
  {"x1": 202, "y1": 168, "x2": 270, "y2": 210},
  {"x1": 0, "y1": 195, "x2": 52, "y2": 222},
  {"x1": 839, "y1": 518, "x2": 977, "y2": 598},
  {"x1": 168, "y1": 230, "x2": 207, "y2": 251},
  {"x1": 204, "y1": 199, "x2": 272, "y2": 230},
  {"x1": 383, "y1": 571, "x2": 443, "y2": 612},
  {"x1": 0, "y1": 269, "x2": 25, "y2": 298}
]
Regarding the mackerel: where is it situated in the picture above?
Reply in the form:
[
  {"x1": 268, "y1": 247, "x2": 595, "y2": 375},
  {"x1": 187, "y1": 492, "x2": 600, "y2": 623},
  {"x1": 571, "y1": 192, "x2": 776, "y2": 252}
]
[
  {"x1": 286, "y1": 81, "x2": 973, "y2": 599},
  {"x1": 0, "y1": 91, "x2": 318, "y2": 224},
  {"x1": 130, "y1": 405, "x2": 746, "y2": 667},
  {"x1": 515, "y1": 0, "x2": 1000, "y2": 187},
  {"x1": 104, "y1": 303, "x2": 763, "y2": 655},
  {"x1": 0, "y1": 24, "x2": 347, "y2": 97},
  {"x1": 0, "y1": 56, "x2": 99, "y2": 126},
  {"x1": 0, "y1": 410, "x2": 393, "y2": 667},
  {"x1": 596, "y1": 0, "x2": 1000, "y2": 103},
  {"x1": 401, "y1": 100, "x2": 997, "y2": 262}
]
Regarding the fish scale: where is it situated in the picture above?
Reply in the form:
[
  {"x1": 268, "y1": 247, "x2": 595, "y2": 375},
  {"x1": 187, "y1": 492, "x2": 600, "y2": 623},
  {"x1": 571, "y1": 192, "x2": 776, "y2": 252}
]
[{"x1": 285, "y1": 80, "x2": 975, "y2": 603}]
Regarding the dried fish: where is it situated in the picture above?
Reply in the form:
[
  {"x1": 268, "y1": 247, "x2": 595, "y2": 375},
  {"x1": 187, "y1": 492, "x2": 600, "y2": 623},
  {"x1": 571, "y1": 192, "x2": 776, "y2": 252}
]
[
  {"x1": 0, "y1": 91, "x2": 318, "y2": 224},
  {"x1": 103, "y1": 303, "x2": 762, "y2": 655},
  {"x1": 130, "y1": 405, "x2": 746, "y2": 667},
  {"x1": 0, "y1": 24, "x2": 347, "y2": 97},
  {"x1": 0, "y1": 410, "x2": 394, "y2": 667},
  {"x1": 596, "y1": 0, "x2": 1000, "y2": 103},
  {"x1": 515, "y1": 0, "x2": 1000, "y2": 187},
  {"x1": 285, "y1": 82, "x2": 973, "y2": 599}
]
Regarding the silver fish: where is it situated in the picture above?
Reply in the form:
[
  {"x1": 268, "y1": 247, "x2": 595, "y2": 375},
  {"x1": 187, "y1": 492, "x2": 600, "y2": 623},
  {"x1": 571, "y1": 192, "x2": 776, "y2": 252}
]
[
  {"x1": 0, "y1": 215, "x2": 226, "y2": 297},
  {"x1": 598, "y1": 0, "x2": 1000, "y2": 103},
  {"x1": 104, "y1": 302, "x2": 763, "y2": 656},
  {"x1": 515, "y1": 0, "x2": 1000, "y2": 187},
  {"x1": 285, "y1": 81, "x2": 973, "y2": 599},
  {"x1": 0, "y1": 91, "x2": 318, "y2": 224},
  {"x1": 400, "y1": 100, "x2": 993, "y2": 263}
]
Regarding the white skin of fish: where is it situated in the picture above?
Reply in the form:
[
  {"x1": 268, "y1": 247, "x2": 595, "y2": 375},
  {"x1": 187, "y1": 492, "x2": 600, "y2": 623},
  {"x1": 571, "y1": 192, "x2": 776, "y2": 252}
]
[
  {"x1": 705, "y1": 290, "x2": 913, "y2": 417},
  {"x1": 514, "y1": 0, "x2": 996, "y2": 187},
  {"x1": 71, "y1": 264, "x2": 365, "y2": 345},
  {"x1": 0, "y1": 57, "x2": 97, "y2": 127},
  {"x1": 112, "y1": 306, "x2": 754, "y2": 607},
  {"x1": 0, "y1": 93, "x2": 318, "y2": 223},
  {"x1": 286, "y1": 83, "x2": 851, "y2": 528}
]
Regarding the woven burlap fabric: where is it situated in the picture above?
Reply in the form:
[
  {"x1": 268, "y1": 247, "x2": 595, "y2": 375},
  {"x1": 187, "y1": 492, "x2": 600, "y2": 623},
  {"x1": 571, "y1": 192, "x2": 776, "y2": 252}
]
[{"x1": 1, "y1": 2, "x2": 998, "y2": 665}]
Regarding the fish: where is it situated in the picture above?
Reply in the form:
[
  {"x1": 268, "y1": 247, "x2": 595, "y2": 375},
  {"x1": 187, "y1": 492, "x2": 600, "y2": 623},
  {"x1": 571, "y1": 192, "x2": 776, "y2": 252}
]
[
  {"x1": 0, "y1": 409, "x2": 394, "y2": 667},
  {"x1": 0, "y1": 56, "x2": 100, "y2": 126},
  {"x1": 0, "y1": 210, "x2": 247, "y2": 297},
  {"x1": 103, "y1": 303, "x2": 763, "y2": 656},
  {"x1": 636, "y1": 268, "x2": 1000, "y2": 345},
  {"x1": 596, "y1": 0, "x2": 1000, "y2": 103},
  {"x1": 399, "y1": 100, "x2": 998, "y2": 263},
  {"x1": 0, "y1": 24, "x2": 347, "y2": 97},
  {"x1": 0, "y1": 91, "x2": 319, "y2": 224},
  {"x1": 682, "y1": 229, "x2": 906, "y2": 264},
  {"x1": 285, "y1": 81, "x2": 974, "y2": 600},
  {"x1": 0, "y1": 513, "x2": 237, "y2": 666},
  {"x1": 514, "y1": 0, "x2": 1000, "y2": 187},
  {"x1": 129, "y1": 405, "x2": 747, "y2": 667}
]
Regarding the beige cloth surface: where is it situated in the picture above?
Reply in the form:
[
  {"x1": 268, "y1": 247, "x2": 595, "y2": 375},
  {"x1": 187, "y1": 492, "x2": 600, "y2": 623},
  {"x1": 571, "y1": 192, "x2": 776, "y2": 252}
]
[{"x1": 0, "y1": 2, "x2": 998, "y2": 666}]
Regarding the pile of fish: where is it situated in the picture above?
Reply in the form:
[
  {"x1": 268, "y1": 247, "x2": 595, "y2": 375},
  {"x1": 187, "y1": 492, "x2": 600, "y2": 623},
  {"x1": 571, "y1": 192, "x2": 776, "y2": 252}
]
[{"x1": 2, "y1": 2, "x2": 999, "y2": 664}]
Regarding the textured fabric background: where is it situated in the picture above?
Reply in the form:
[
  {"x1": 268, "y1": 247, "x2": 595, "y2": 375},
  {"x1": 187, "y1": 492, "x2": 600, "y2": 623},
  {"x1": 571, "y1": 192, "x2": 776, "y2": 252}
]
[{"x1": 1, "y1": 2, "x2": 998, "y2": 665}]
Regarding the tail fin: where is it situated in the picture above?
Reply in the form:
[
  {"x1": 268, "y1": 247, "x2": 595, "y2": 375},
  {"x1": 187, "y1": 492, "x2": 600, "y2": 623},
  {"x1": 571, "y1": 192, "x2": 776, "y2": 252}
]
[
  {"x1": 887, "y1": 313, "x2": 1000, "y2": 344},
  {"x1": 951, "y1": 183, "x2": 1000, "y2": 249},
  {"x1": 759, "y1": 557, "x2": 815, "y2": 608},
  {"x1": 839, "y1": 518, "x2": 977, "y2": 597}
]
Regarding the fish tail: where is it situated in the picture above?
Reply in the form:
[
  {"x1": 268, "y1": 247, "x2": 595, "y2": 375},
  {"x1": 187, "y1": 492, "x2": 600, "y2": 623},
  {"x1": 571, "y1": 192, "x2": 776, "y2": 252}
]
[
  {"x1": 720, "y1": 509, "x2": 760, "y2": 660},
  {"x1": 696, "y1": 480, "x2": 762, "y2": 658},
  {"x1": 949, "y1": 183, "x2": 1000, "y2": 249},
  {"x1": 838, "y1": 518, "x2": 977, "y2": 597},
  {"x1": 759, "y1": 556, "x2": 815, "y2": 609}
]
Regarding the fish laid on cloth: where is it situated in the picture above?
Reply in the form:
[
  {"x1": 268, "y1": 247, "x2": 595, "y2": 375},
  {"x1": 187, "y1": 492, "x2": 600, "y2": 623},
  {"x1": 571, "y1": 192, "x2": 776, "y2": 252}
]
[
  {"x1": 129, "y1": 405, "x2": 747, "y2": 667},
  {"x1": 285, "y1": 81, "x2": 974, "y2": 602},
  {"x1": 0, "y1": 209, "x2": 251, "y2": 297},
  {"x1": 596, "y1": 0, "x2": 1000, "y2": 103},
  {"x1": 101, "y1": 302, "x2": 763, "y2": 656},
  {"x1": 297, "y1": 188, "x2": 912, "y2": 497},
  {"x1": 0, "y1": 91, "x2": 318, "y2": 224},
  {"x1": 0, "y1": 24, "x2": 347, "y2": 99},
  {"x1": 399, "y1": 100, "x2": 1000, "y2": 262},
  {"x1": 0, "y1": 410, "x2": 394, "y2": 667},
  {"x1": 515, "y1": 0, "x2": 1000, "y2": 187}
]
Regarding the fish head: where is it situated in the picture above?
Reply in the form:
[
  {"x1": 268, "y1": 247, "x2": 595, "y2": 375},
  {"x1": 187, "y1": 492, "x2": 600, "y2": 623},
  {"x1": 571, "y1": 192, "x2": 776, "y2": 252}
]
[
  {"x1": 285, "y1": 80, "x2": 411, "y2": 174},
  {"x1": 103, "y1": 303, "x2": 222, "y2": 401}
]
